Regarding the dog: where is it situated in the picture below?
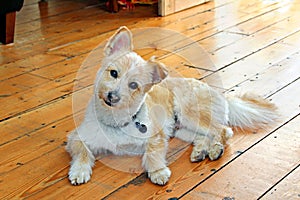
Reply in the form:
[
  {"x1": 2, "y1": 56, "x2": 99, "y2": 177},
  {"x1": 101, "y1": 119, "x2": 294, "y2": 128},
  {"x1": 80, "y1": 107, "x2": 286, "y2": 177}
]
[{"x1": 66, "y1": 26, "x2": 278, "y2": 186}]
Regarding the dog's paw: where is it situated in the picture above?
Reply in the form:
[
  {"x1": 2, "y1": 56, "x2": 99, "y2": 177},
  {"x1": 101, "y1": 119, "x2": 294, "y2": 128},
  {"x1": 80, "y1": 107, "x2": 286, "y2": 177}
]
[
  {"x1": 68, "y1": 162, "x2": 92, "y2": 185},
  {"x1": 148, "y1": 167, "x2": 171, "y2": 185},
  {"x1": 221, "y1": 127, "x2": 234, "y2": 144},
  {"x1": 208, "y1": 143, "x2": 224, "y2": 161},
  {"x1": 224, "y1": 127, "x2": 234, "y2": 139},
  {"x1": 190, "y1": 149, "x2": 208, "y2": 162}
]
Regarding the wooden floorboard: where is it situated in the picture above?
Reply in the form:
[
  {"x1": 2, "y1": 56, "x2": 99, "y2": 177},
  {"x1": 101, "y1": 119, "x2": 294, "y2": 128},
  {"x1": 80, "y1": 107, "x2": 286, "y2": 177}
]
[
  {"x1": 260, "y1": 165, "x2": 300, "y2": 199},
  {"x1": 0, "y1": 0, "x2": 299, "y2": 199}
]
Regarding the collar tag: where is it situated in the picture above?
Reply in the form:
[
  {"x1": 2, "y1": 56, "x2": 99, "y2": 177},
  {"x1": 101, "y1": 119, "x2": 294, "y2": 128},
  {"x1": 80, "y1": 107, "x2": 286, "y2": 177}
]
[{"x1": 135, "y1": 121, "x2": 147, "y2": 133}]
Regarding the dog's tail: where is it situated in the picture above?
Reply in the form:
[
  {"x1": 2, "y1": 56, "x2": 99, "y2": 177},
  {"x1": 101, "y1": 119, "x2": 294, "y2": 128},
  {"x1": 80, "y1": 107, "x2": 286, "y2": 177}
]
[{"x1": 226, "y1": 93, "x2": 278, "y2": 129}]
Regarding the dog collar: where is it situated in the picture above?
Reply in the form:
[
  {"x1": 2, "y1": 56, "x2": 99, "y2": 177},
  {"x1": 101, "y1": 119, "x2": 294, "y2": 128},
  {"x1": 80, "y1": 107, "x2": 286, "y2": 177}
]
[{"x1": 119, "y1": 114, "x2": 147, "y2": 134}]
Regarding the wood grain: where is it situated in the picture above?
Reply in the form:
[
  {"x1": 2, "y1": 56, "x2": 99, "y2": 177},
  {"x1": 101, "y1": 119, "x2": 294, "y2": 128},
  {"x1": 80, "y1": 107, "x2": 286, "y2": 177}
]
[
  {"x1": 0, "y1": 0, "x2": 299, "y2": 199},
  {"x1": 260, "y1": 166, "x2": 300, "y2": 200}
]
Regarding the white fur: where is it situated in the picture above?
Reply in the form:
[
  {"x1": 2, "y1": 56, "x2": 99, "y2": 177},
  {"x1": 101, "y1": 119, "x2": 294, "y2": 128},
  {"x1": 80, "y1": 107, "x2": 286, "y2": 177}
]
[
  {"x1": 76, "y1": 97, "x2": 151, "y2": 156},
  {"x1": 148, "y1": 167, "x2": 171, "y2": 185},
  {"x1": 68, "y1": 160, "x2": 93, "y2": 185},
  {"x1": 227, "y1": 94, "x2": 278, "y2": 129}
]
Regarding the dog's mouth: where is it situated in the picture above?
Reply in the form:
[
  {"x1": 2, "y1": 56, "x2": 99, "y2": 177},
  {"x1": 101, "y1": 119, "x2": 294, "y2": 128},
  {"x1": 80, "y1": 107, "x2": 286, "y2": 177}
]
[
  {"x1": 98, "y1": 94, "x2": 117, "y2": 107},
  {"x1": 103, "y1": 91, "x2": 121, "y2": 107},
  {"x1": 104, "y1": 99, "x2": 113, "y2": 107}
]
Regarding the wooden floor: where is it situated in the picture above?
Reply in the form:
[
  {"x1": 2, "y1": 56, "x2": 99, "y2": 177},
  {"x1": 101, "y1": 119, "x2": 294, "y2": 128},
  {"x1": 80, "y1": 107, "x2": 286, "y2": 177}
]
[{"x1": 1, "y1": 0, "x2": 299, "y2": 199}]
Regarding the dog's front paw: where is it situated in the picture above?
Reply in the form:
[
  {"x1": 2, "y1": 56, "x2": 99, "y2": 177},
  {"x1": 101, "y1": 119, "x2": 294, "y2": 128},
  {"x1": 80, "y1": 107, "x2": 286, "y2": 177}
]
[
  {"x1": 208, "y1": 142, "x2": 224, "y2": 161},
  {"x1": 190, "y1": 148, "x2": 208, "y2": 162},
  {"x1": 148, "y1": 167, "x2": 171, "y2": 185},
  {"x1": 69, "y1": 162, "x2": 92, "y2": 185}
]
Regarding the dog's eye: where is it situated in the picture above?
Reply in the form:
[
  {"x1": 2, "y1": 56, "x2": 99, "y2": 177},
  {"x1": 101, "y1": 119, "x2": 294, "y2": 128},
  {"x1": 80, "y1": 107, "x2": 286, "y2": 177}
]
[
  {"x1": 110, "y1": 70, "x2": 118, "y2": 79},
  {"x1": 129, "y1": 82, "x2": 138, "y2": 90}
]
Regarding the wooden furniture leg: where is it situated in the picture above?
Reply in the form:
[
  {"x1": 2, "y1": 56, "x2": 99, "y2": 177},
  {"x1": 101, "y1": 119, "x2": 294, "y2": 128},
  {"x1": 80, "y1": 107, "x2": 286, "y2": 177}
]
[
  {"x1": 0, "y1": 12, "x2": 16, "y2": 44},
  {"x1": 108, "y1": 0, "x2": 119, "y2": 12}
]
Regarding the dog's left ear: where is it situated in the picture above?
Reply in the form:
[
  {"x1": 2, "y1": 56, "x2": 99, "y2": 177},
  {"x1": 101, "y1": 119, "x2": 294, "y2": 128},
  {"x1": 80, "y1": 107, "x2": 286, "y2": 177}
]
[
  {"x1": 147, "y1": 58, "x2": 168, "y2": 84},
  {"x1": 104, "y1": 26, "x2": 133, "y2": 57}
]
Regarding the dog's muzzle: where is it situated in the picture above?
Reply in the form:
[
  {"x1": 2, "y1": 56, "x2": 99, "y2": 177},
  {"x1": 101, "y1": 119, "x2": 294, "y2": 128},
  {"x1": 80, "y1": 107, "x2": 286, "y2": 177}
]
[{"x1": 105, "y1": 91, "x2": 121, "y2": 106}]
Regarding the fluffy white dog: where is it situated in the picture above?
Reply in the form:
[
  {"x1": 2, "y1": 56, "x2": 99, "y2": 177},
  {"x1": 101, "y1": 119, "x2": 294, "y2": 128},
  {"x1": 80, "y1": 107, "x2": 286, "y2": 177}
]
[{"x1": 66, "y1": 26, "x2": 278, "y2": 186}]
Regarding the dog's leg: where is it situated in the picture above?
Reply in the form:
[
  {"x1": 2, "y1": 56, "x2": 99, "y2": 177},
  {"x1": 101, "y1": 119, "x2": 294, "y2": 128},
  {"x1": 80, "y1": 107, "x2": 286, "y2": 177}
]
[
  {"x1": 142, "y1": 132, "x2": 171, "y2": 185},
  {"x1": 190, "y1": 134, "x2": 210, "y2": 162},
  {"x1": 173, "y1": 128, "x2": 210, "y2": 162},
  {"x1": 66, "y1": 131, "x2": 95, "y2": 185},
  {"x1": 208, "y1": 126, "x2": 233, "y2": 161},
  {"x1": 190, "y1": 125, "x2": 233, "y2": 162}
]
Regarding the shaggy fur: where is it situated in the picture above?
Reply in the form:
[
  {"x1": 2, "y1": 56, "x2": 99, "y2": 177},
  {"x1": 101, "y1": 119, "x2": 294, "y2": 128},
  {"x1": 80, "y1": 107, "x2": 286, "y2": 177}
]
[{"x1": 66, "y1": 26, "x2": 278, "y2": 185}]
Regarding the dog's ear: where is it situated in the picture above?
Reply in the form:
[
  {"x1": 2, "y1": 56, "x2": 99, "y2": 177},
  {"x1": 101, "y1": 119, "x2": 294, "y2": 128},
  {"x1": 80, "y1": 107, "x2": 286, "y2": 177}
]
[
  {"x1": 147, "y1": 58, "x2": 168, "y2": 84},
  {"x1": 104, "y1": 26, "x2": 133, "y2": 57}
]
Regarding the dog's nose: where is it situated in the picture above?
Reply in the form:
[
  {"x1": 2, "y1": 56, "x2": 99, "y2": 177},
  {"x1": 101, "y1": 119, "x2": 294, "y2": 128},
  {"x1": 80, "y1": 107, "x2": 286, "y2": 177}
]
[{"x1": 107, "y1": 91, "x2": 121, "y2": 104}]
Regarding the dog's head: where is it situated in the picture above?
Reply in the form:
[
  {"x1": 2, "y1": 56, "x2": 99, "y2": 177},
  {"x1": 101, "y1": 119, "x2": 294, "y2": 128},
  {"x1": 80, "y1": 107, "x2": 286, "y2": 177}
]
[{"x1": 95, "y1": 27, "x2": 168, "y2": 123}]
